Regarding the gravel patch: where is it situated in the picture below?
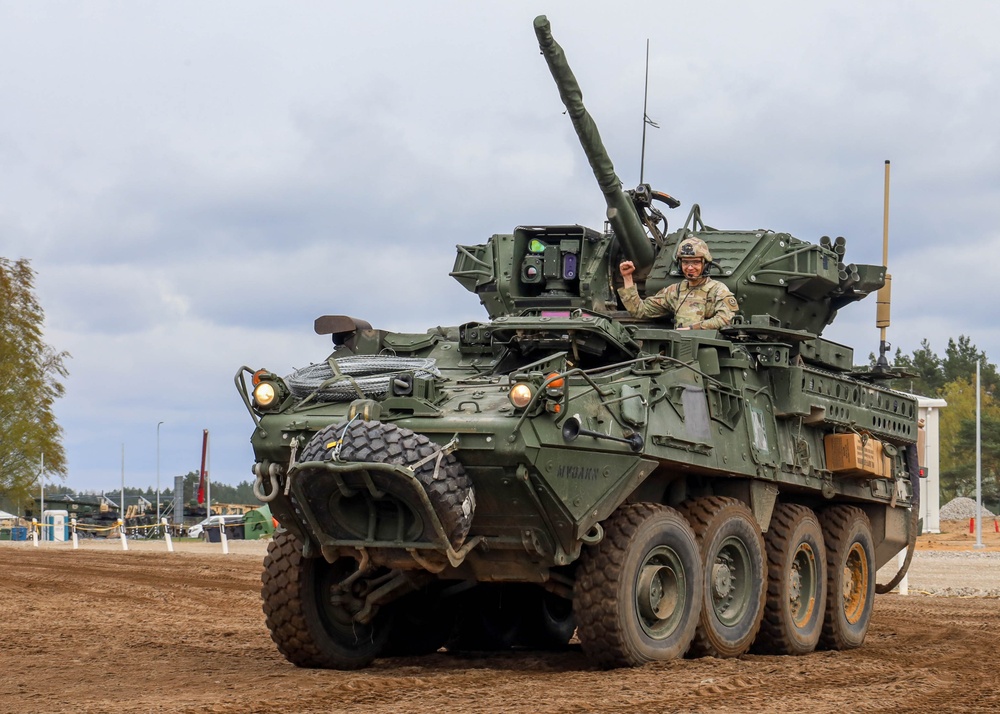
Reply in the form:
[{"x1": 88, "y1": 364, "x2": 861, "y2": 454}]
[
  {"x1": 939, "y1": 496, "x2": 995, "y2": 521},
  {"x1": 880, "y1": 549, "x2": 1000, "y2": 597}
]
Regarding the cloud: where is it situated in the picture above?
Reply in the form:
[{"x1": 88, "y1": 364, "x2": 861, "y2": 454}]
[{"x1": 3, "y1": 1, "x2": 999, "y2": 493}]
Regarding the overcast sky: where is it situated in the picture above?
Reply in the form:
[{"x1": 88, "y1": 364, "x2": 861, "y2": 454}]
[{"x1": 3, "y1": 1, "x2": 998, "y2": 495}]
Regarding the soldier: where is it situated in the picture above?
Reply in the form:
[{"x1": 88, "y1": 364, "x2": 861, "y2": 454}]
[{"x1": 618, "y1": 236, "x2": 739, "y2": 330}]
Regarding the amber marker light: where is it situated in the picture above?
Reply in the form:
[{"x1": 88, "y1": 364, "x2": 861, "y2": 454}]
[
  {"x1": 252, "y1": 369, "x2": 268, "y2": 386},
  {"x1": 509, "y1": 383, "x2": 534, "y2": 409},
  {"x1": 545, "y1": 372, "x2": 565, "y2": 389}
]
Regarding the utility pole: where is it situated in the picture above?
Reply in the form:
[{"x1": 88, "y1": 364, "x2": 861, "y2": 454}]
[
  {"x1": 975, "y1": 361, "x2": 983, "y2": 549},
  {"x1": 206, "y1": 431, "x2": 211, "y2": 518},
  {"x1": 39, "y1": 452, "x2": 44, "y2": 541},
  {"x1": 120, "y1": 443, "x2": 125, "y2": 525},
  {"x1": 156, "y1": 421, "x2": 164, "y2": 522}
]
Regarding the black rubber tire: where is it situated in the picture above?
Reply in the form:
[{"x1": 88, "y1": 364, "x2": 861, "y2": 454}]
[
  {"x1": 299, "y1": 420, "x2": 474, "y2": 547},
  {"x1": 448, "y1": 584, "x2": 574, "y2": 652},
  {"x1": 449, "y1": 583, "x2": 528, "y2": 651},
  {"x1": 819, "y1": 505, "x2": 875, "y2": 650},
  {"x1": 754, "y1": 503, "x2": 827, "y2": 655},
  {"x1": 261, "y1": 530, "x2": 391, "y2": 669},
  {"x1": 521, "y1": 588, "x2": 576, "y2": 650},
  {"x1": 383, "y1": 585, "x2": 458, "y2": 657},
  {"x1": 681, "y1": 496, "x2": 766, "y2": 658},
  {"x1": 573, "y1": 503, "x2": 702, "y2": 668}
]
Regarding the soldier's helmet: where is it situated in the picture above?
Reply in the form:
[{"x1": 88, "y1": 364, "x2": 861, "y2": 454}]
[{"x1": 677, "y1": 236, "x2": 713, "y2": 262}]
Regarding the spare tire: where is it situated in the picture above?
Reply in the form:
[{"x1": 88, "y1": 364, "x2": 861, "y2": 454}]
[{"x1": 298, "y1": 420, "x2": 475, "y2": 548}]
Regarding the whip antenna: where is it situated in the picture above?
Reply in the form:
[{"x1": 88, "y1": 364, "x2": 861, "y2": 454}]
[{"x1": 639, "y1": 39, "x2": 658, "y2": 184}]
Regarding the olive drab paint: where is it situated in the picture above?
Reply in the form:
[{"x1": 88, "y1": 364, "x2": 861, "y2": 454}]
[{"x1": 241, "y1": 15, "x2": 919, "y2": 671}]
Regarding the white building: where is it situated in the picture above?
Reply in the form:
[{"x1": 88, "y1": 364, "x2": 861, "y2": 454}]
[{"x1": 917, "y1": 396, "x2": 947, "y2": 534}]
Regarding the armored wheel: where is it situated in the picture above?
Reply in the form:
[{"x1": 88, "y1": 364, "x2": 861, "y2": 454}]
[
  {"x1": 819, "y1": 505, "x2": 875, "y2": 650},
  {"x1": 754, "y1": 503, "x2": 826, "y2": 655},
  {"x1": 383, "y1": 584, "x2": 458, "y2": 657},
  {"x1": 573, "y1": 503, "x2": 702, "y2": 668},
  {"x1": 261, "y1": 530, "x2": 391, "y2": 669},
  {"x1": 450, "y1": 583, "x2": 528, "y2": 651},
  {"x1": 682, "y1": 496, "x2": 766, "y2": 658},
  {"x1": 521, "y1": 587, "x2": 576, "y2": 650},
  {"x1": 449, "y1": 583, "x2": 574, "y2": 652},
  {"x1": 298, "y1": 420, "x2": 475, "y2": 547}
]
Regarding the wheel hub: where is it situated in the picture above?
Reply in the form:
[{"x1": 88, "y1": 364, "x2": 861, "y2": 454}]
[
  {"x1": 789, "y1": 542, "x2": 817, "y2": 625},
  {"x1": 636, "y1": 545, "x2": 686, "y2": 639},
  {"x1": 327, "y1": 582, "x2": 367, "y2": 625},
  {"x1": 712, "y1": 558, "x2": 734, "y2": 600},
  {"x1": 638, "y1": 563, "x2": 677, "y2": 621},
  {"x1": 712, "y1": 536, "x2": 752, "y2": 626},
  {"x1": 788, "y1": 566, "x2": 802, "y2": 602},
  {"x1": 842, "y1": 542, "x2": 869, "y2": 624}
]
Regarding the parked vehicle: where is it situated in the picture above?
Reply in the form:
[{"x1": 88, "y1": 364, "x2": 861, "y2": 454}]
[{"x1": 187, "y1": 514, "x2": 244, "y2": 539}]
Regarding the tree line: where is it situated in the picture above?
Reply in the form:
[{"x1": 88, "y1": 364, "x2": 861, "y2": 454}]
[
  {"x1": 880, "y1": 336, "x2": 1000, "y2": 512},
  {"x1": 28, "y1": 471, "x2": 260, "y2": 509},
  {"x1": 3, "y1": 256, "x2": 997, "y2": 518},
  {"x1": 169, "y1": 470, "x2": 259, "y2": 505}
]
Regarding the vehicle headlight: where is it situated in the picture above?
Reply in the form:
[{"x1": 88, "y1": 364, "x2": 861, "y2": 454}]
[
  {"x1": 253, "y1": 381, "x2": 277, "y2": 408},
  {"x1": 509, "y1": 382, "x2": 534, "y2": 409}
]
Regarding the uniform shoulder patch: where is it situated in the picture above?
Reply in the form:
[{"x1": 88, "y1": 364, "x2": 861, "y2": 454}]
[{"x1": 725, "y1": 296, "x2": 739, "y2": 310}]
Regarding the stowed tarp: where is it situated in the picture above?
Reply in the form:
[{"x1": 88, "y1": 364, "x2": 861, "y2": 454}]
[{"x1": 0, "y1": 510, "x2": 18, "y2": 521}]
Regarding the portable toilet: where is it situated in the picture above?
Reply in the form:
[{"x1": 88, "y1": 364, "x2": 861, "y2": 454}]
[
  {"x1": 43, "y1": 510, "x2": 70, "y2": 542},
  {"x1": 244, "y1": 504, "x2": 274, "y2": 540}
]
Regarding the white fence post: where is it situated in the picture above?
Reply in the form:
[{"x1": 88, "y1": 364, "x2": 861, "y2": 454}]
[
  {"x1": 118, "y1": 518, "x2": 128, "y2": 551},
  {"x1": 31, "y1": 518, "x2": 39, "y2": 547},
  {"x1": 71, "y1": 518, "x2": 79, "y2": 549},
  {"x1": 162, "y1": 518, "x2": 173, "y2": 553},
  {"x1": 220, "y1": 523, "x2": 229, "y2": 555}
]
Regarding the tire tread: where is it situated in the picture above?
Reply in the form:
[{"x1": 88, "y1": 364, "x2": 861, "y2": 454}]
[{"x1": 755, "y1": 503, "x2": 825, "y2": 655}]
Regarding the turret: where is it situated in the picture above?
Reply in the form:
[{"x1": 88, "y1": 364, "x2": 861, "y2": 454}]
[
  {"x1": 453, "y1": 16, "x2": 885, "y2": 339},
  {"x1": 644, "y1": 228, "x2": 886, "y2": 337}
]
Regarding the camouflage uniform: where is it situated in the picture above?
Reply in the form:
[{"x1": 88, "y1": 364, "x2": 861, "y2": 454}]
[{"x1": 618, "y1": 278, "x2": 739, "y2": 329}]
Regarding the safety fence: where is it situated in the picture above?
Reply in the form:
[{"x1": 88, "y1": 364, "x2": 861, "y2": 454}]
[{"x1": 19, "y1": 517, "x2": 245, "y2": 555}]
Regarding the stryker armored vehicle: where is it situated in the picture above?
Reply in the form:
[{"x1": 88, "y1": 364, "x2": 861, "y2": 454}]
[{"x1": 237, "y1": 16, "x2": 920, "y2": 669}]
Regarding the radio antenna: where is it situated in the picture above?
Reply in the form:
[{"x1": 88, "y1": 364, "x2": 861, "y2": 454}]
[
  {"x1": 876, "y1": 159, "x2": 892, "y2": 368},
  {"x1": 639, "y1": 39, "x2": 658, "y2": 184}
]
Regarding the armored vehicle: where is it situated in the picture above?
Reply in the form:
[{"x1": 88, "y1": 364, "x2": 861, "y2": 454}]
[{"x1": 237, "y1": 16, "x2": 920, "y2": 669}]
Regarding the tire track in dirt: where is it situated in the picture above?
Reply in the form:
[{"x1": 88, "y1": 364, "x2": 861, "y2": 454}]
[{"x1": 4, "y1": 544, "x2": 1000, "y2": 714}]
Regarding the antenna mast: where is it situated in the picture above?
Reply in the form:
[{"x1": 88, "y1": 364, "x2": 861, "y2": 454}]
[
  {"x1": 876, "y1": 160, "x2": 892, "y2": 367},
  {"x1": 639, "y1": 39, "x2": 657, "y2": 184}
]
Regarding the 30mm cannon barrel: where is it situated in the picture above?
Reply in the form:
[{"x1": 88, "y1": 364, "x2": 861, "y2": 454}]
[{"x1": 533, "y1": 15, "x2": 655, "y2": 271}]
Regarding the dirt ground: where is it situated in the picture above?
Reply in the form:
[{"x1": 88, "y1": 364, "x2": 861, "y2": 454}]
[
  {"x1": 3, "y1": 532, "x2": 999, "y2": 714},
  {"x1": 919, "y1": 516, "x2": 1000, "y2": 551}
]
